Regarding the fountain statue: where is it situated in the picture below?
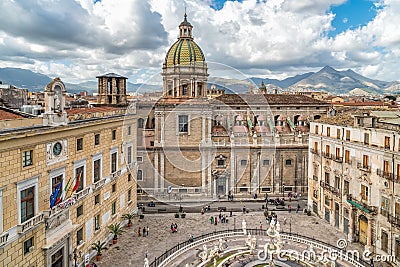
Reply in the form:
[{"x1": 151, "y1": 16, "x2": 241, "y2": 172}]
[{"x1": 242, "y1": 219, "x2": 247, "y2": 235}]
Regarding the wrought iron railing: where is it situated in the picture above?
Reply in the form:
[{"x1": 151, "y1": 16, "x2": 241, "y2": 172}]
[
  {"x1": 321, "y1": 152, "x2": 333, "y2": 159},
  {"x1": 357, "y1": 162, "x2": 371, "y2": 173},
  {"x1": 388, "y1": 214, "x2": 400, "y2": 227},
  {"x1": 320, "y1": 181, "x2": 340, "y2": 196}
]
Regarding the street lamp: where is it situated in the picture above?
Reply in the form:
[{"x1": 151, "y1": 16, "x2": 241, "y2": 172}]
[
  {"x1": 282, "y1": 184, "x2": 285, "y2": 199},
  {"x1": 179, "y1": 184, "x2": 184, "y2": 212},
  {"x1": 73, "y1": 248, "x2": 81, "y2": 267}
]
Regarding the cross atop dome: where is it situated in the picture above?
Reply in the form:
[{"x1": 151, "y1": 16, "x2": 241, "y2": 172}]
[{"x1": 179, "y1": 12, "x2": 193, "y2": 38}]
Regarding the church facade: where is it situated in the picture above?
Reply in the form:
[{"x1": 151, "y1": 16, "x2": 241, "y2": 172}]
[{"x1": 136, "y1": 15, "x2": 331, "y2": 200}]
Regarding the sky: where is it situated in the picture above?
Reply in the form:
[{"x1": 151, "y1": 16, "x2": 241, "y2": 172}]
[{"x1": 0, "y1": 0, "x2": 399, "y2": 84}]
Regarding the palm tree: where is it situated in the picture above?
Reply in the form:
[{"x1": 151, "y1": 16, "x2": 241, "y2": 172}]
[
  {"x1": 122, "y1": 213, "x2": 135, "y2": 227},
  {"x1": 108, "y1": 223, "x2": 124, "y2": 244},
  {"x1": 91, "y1": 240, "x2": 108, "y2": 261}
]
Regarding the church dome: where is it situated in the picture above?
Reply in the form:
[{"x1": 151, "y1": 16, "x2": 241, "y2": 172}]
[
  {"x1": 163, "y1": 13, "x2": 206, "y2": 68},
  {"x1": 164, "y1": 38, "x2": 205, "y2": 67}
]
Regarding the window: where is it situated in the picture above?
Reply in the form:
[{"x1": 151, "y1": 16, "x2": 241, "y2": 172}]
[
  {"x1": 398, "y1": 163, "x2": 400, "y2": 179},
  {"x1": 363, "y1": 155, "x2": 369, "y2": 168},
  {"x1": 77, "y1": 205, "x2": 83, "y2": 217},
  {"x1": 128, "y1": 189, "x2": 132, "y2": 202},
  {"x1": 128, "y1": 173, "x2": 132, "y2": 182},
  {"x1": 325, "y1": 172, "x2": 330, "y2": 184},
  {"x1": 22, "y1": 150, "x2": 33, "y2": 167},
  {"x1": 128, "y1": 126, "x2": 131, "y2": 136},
  {"x1": 315, "y1": 125, "x2": 319, "y2": 134},
  {"x1": 263, "y1": 159, "x2": 270, "y2": 166},
  {"x1": 112, "y1": 129, "x2": 116, "y2": 140},
  {"x1": 336, "y1": 129, "x2": 341, "y2": 139},
  {"x1": 112, "y1": 183, "x2": 116, "y2": 193},
  {"x1": 76, "y1": 228, "x2": 83, "y2": 246},
  {"x1": 241, "y1": 160, "x2": 247, "y2": 166},
  {"x1": 326, "y1": 127, "x2": 330, "y2": 137},
  {"x1": 335, "y1": 147, "x2": 340, "y2": 159},
  {"x1": 364, "y1": 133, "x2": 370, "y2": 145},
  {"x1": 396, "y1": 202, "x2": 400, "y2": 217},
  {"x1": 93, "y1": 158, "x2": 101, "y2": 183},
  {"x1": 314, "y1": 142, "x2": 318, "y2": 151},
  {"x1": 396, "y1": 238, "x2": 400, "y2": 261},
  {"x1": 383, "y1": 160, "x2": 390, "y2": 174},
  {"x1": 138, "y1": 118, "x2": 144, "y2": 128},
  {"x1": 94, "y1": 214, "x2": 100, "y2": 231},
  {"x1": 313, "y1": 189, "x2": 318, "y2": 198},
  {"x1": 334, "y1": 176, "x2": 340, "y2": 189},
  {"x1": 24, "y1": 237, "x2": 34, "y2": 255},
  {"x1": 127, "y1": 146, "x2": 132, "y2": 164},
  {"x1": 381, "y1": 196, "x2": 389, "y2": 217},
  {"x1": 344, "y1": 180, "x2": 349, "y2": 195},
  {"x1": 361, "y1": 185, "x2": 369, "y2": 201},
  {"x1": 75, "y1": 166, "x2": 84, "y2": 192},
  {"x1": 137, "y1": 156, "x2": 143, "y2": 162},
  {"x1": 111, "y1": 152, "x2": 117, "y2": 173},
  {"x1": 384, "y1": 136, "x2": 390, "y2": 149},
  {"x1": 345, "y1": 150, "x2": 350, "y2": 164},
  {"x1": 345, "y1": 130, "x2": 350, "y2": 141},
  {"x1": 325, "y1": 145, "x2": 330, "y2": 155},
  {"x1": 137, "y1": 170, "x2": 143, "y2": 181},
  {"x1": 94, "y1": 134, "x2": 100, "y2": 146},
  {"x1": 94, "y1": 194, "x2": 100, "y2": 205},
  {"x1": 21, "y1": 187, "x2": 35, "y2": 223},
  {"x1": 182, "y1": 84, "x2": 188, "y2": 95},
  {"x1": 285, "y1": 159, "x2": 292, "y2": 166},
  {"x1": 51, "y1": 174, "x2": 63, "y2": 194},
  {"x1": 217, "y1": 159, "x2": 225, "y2": 167},
  {"x1": 178, "y1": 115, "x2": 189, "y2": 133},
  {"x1": 381, "y1": 230, "x2": 388, "y2": 253},
  {"x1": 324, "y1": 195, "x2": 330, "y2": 206},
  {"x1": 76, "y1": 138, "x2": 83, "y2": 151},
  {"x1": 111, "y1": 201, "x2": 116, "y2": 215},
  {"x1": 150, "y1": 141, "x2": 154, "y2": 146}
]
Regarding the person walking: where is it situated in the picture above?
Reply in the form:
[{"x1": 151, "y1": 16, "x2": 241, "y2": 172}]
[
  {"x1": 259, "y1": 222, "x2": 262, "y2": 230},
  {"x1": 297, "y1": 203, "x2": 300, "y2": 213},
  {"x1": 138, "y1": 227, "x2": 141, "y2": 237},
  {"x1": 146, "y1": 226, "x2": 149, "y2": 236},
  {"x1": 283, "y1": 217, "x2": 287, "y2": 225},
  {"x1": 142, "y1": 226, "x2": 146, "y2": 237},
  {"x1": 288, "y1": 205, "x2": 291, "y2": 213}
]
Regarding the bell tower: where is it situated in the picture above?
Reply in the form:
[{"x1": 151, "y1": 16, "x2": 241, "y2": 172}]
[
  {"x1": 96, "y1": 73, "x2": 128, "y2": 105},
  {"x1": 43, "y1": 77, "x2": 68, "y2": 126}
]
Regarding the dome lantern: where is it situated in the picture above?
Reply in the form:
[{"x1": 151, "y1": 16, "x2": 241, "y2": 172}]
[{"x1": 179, "y1": 12, "x2": 193, "y2": 39}]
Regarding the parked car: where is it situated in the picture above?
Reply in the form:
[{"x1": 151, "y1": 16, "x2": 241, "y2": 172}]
[{"x1": 147, "y1": 201, "x2": 156, "y2": 207}]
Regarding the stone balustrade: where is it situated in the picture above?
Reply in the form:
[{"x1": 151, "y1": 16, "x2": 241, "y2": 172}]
[
  {"x1": 0, "y1": 231, "x2": 9, "y2": 247},
  {"x1": 73, "y1": 187, "x2": 91, "y2": 201},
  {"x1": 93, "y1": 178, "x2": 106, "y2": 191},
  {"x1": 18, "y1": 213, "x2": 45, "y2": 234}
]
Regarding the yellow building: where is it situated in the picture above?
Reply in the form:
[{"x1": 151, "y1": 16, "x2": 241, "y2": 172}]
[{"x1": 0, "y1": 76, "x2": 137, "y2": 267}]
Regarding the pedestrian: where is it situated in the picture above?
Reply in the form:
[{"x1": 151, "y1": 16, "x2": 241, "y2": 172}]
[
  {"x1": 283, "y1": 217, "x2": 287, "y2": 225},
  {"x1": 214, "y1": 216, "x2": 218, "y2": 225},
  {"x1": 297, "y1": 203, "x2": 300, "y2": 213},
  {"x1": 259, "y1": 222, "x2": 262, "y2": 230},
  {"x1": 174, "y1": 223, "x2": 178, "y2": 230},
  {"x1": 243, "y1": 206, "x2": 246, "y2": 214},
  {"x1": 142, "y1": 226, "x2": 146, "y2": 237},
  {"x1": 288, "y1": 205, "x2": 291, "y2": 213},
  {"x1": 210, "y1": 216, "x2": 214, "y2": 224},
  {"x1": 201, "y1": 208, "x2": 204, "y2": 215},
  {"x1": 138, "y1": 227, "x2": 141, "y2": 237},
  {"x1": 146, "y1": 226, "x2": 149, "y2": 236}
]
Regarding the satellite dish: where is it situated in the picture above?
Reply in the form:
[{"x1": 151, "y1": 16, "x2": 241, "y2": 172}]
[{"x1": 167, "y1": 186, "x2": 172, "y2": 194}]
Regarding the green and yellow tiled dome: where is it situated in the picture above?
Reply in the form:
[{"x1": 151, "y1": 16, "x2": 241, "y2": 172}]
[{"x1": 164, "y1": 38, "x2": 205, "y2": 67}]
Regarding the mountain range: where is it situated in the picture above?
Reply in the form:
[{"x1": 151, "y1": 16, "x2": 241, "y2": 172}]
[{"x1": 0, "y1": 66, "x2": 399, "y2": 95}]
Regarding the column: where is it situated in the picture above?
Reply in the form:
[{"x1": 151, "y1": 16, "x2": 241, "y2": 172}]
[
  {"x1": 207, "y1": 113, "x2": 212, "y2": 141},
  {"x1": 154, "y1": 151, "x2": 159, "y2": 194},
  {"x1": 208, "y1": 151, "x2": 212, "y2": 196},
  {"x1": 367, "y1": 217, "x2": 372, "y2": 247},
  {"x1": 202, "y1": 113, "x2": 206, "y2": 142},
  {"x1": 160, "y1": 152, "x2": 165, "y2": 194},
  {"x1": 230, "y1": 149, "x2": 235, "y2": 193},
  {"x1": 201, "y1": 151, "x2": 206, "y2": 194},
  {"x1": 154, "y1": 112, "x2": 159, "y2": 143},
  {"x1": 160, "y1": 113, "x2": 165, "y2": 144},
  {"x1": 348, "y1": 208, "x2": 354, "y2": 242}
]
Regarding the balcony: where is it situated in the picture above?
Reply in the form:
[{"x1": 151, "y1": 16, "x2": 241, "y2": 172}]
[
  {"x1": 357, "y1": 162, "x2": 371, "y2": 173},
  {"x1": 388, "y1": 214, "x2": 400, "y2": 228},
  {"x1": 0, "y1": 231, "x2": 9, "y2": 247},
  {"x1": 45, "y1": 209, "x2": 69, "y2": 231},
  {"x1": 18, "y1": 213, "x2": 45, "y2": 234},
  {"x1": 321, "y1": 152, "x2": 333, "y2": 159},
  {"x1": 72, "y1": 187, "x2": 91, "y2": 201},
  {"x1": 346, "y1": 194, "x2": 377, "y2": 214},
  {"x1": 110, "y1": 170, "x2": 122, "y2": 182},
  {"x1": 376, "y1": 169, "x2": 394, "y2": 181},
  {"x1": 310, "y1": 148, "x2": 319, "y2": 155},
  {"x1": 333, "y1": 156, "x2": 343, "y2": 163},
  {"x1": 320, "y1": 181, "x2": 340, "y2": 197},
  {"x1": 93, "y1": 178, "x2": 106, "y2": 191}
]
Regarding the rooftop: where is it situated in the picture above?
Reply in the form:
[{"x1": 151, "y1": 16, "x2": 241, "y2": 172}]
[{"x1": 95, "y1": 73, "x2": 128, "y2": 79}]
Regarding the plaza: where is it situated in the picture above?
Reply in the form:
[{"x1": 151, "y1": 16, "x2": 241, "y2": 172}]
[{"x1": 96, "y1": 204, "x2": 390, "y2": 267}]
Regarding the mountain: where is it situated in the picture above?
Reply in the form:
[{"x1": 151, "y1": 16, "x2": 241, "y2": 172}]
[
  {"x1": 249, "y1": 72, "x2": 314, "y2": 88},
  {"x1": 289, "y1": 66, "x2": 391, "y2": 94}
]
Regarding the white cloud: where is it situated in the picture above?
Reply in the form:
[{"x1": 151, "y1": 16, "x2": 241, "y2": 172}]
[{"x1": 0, "y1": 0, "x2": 399, "y2": 84}]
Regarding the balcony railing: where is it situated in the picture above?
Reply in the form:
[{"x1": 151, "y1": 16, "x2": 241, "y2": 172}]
[
  {"x1": 357, "y1": 162, "x2": 371, "y2": 173},
  {"x1": 310, "y1": 148, "x2": 319, "y2": 155},
  {"x1": 333, "y1": 156, "x2": 343, "y2": 163},
  {"x1": 320, "y1": 181, "x2": 340, "y2": 196},
  {"x1": 388, "y1": 214, "x2": 400, "y2": 227},
  {"x1": 45, "y1": 209, "x2": 69, "y2": 231},
  {"x1": 0, "y1": 231, "x2": 9, "y2": 247},
  {"x1": 93, "y1": 178, "x2": 106, "y2": 191},
  {"x1": 110, "y1": 170, "x2": 122, "y2": 182},
  {"x1": 18, "y1": 213, "x2": 45, "y2": 234},
  {"x1": 376, "y1": 169, "x2": 394, "y2": 180},
  {"x1": 73, "y1": 187, "x2": 91, "y2": 201},
  {"x1": 344, "y1": 159, "x2": 352, "y2": 165},
  {"x1": 321, "y1": 152, "x2": 333, "y2": 159}
]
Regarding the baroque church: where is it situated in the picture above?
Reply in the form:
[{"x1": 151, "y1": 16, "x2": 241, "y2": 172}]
[{"x1": 135, "y1": 14, "x2": 330, "y2": 199}]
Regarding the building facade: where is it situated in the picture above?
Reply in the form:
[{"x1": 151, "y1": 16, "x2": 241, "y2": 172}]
[
  {"x1": 308, "y1": 110, "x2": 400, "y2": 265},
  {"x1": 135, "y1": 15, "x2": 330, "y2": 200},
  {"x1": 0, "y1": 77, "x2": 137, "y2": 267}
]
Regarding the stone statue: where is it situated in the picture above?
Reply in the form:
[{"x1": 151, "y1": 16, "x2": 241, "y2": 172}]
[
  {"x1": 144, "y1": 257, "x2": 149, "y2": 267},
  {"x1": 54, "y1": 94, "x2": 61, "y2": 112},
  {"x1": 218, "y1": 238, "x2": 224, "y2": 252},
  {"x1": 242, "y1": 219, "x2": 247, "y2": 235}
]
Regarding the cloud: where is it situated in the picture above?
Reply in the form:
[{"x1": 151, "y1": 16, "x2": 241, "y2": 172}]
[{"x1": 0, "y1": 0, "x2": 399, "y2": 84}]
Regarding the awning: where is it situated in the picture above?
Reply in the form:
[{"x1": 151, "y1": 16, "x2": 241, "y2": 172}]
[
  {"x1": 287, "y1": 117, "x2": 296, "y2": 130},
  {"x1": 347, "y1": 199, "x2": 373, "y2": 214},
  {"x1": 247, "y1": 118, "x2": 253, "y2": 129}
]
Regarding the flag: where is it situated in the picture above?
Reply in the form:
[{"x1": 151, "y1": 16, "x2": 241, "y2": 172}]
[
  {"x1": 61, "y1": 177, "x2": 71, "y2": 200},
  {"x1": 72, "y1": 172, "x2": 82, "y2": 192},
  {"x1": 50, "y1": 182, "x2": 63, "y2": 209}
]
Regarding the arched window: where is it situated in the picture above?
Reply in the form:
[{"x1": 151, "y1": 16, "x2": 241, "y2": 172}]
[{"x1": 138, "y1": 118, "x2": 144, "y2": 128}]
